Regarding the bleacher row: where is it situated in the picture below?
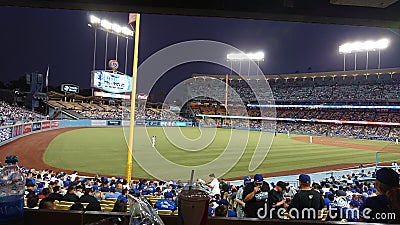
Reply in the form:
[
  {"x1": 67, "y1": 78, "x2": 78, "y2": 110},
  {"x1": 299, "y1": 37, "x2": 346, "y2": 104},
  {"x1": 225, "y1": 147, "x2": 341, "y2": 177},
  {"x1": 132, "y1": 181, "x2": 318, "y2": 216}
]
[{"x1": 48, "y1": 100, "x2": 188, "y2": 121}]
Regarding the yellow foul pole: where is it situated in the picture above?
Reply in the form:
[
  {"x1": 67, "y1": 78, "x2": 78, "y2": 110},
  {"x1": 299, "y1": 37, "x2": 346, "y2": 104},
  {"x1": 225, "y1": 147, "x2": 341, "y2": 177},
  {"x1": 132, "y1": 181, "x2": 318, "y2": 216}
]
[{"x1": 126, "y1": 14, "x2": 140, "y2": 184}]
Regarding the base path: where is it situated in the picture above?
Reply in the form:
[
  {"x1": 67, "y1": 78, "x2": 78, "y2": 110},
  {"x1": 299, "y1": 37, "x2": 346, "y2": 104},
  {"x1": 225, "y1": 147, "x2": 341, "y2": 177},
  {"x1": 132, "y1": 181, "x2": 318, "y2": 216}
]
[{"x1": 0, "y1": 128, "x2": 384, "y2": 179}]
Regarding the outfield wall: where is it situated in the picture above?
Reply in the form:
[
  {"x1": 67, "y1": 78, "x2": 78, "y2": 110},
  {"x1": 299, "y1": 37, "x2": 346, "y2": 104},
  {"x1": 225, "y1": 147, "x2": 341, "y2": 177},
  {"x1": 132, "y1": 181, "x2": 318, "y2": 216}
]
[{"x1": 0, "y1": 119, "x2": 194, "y2": 147}]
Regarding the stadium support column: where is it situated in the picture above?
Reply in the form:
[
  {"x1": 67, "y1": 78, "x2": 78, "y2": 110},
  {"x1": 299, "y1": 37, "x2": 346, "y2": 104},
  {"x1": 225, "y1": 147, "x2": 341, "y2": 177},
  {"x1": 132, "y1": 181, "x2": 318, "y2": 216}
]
[{"x1": 126, "y1": 14, "x2": 140, "y2": 184}]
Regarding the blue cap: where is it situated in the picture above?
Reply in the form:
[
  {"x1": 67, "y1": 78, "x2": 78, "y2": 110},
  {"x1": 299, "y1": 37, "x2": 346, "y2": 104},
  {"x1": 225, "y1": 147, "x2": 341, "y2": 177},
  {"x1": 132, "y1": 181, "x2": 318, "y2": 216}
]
[
  {"x1": 49, "y1": 181, "x2": 55, "y2": 185},
  {"x1": 243, "y1": 176, "x2": 251, "y2": 184},
  {"x1": 63, "y1": 181, "x2": 70, "y2": 187},
  {"x1": 109, "y1": 186, "x2": 116, "y2": 192},
  {"x1": 164, "y1": 192, "x2": 174, "y2": 199},
  {"x1": 298, "y1": 174, "x2": 311, "y2": 184},
  {"x1": 376, "y1": 168, "x2": 399, "y2": 187},
  {"x1": 217, "y1": 199, "x2": 229, "y2": 206},
  {"x1": 350, "y1": 200, "x2": 361, "y2": 207},
  {"x1": 254, "y1": 174, "x2": 263, "y2": 182}
]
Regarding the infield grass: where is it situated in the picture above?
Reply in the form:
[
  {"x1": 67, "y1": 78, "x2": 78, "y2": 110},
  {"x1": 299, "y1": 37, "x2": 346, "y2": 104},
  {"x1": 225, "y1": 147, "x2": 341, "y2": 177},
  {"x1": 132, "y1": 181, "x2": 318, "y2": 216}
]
[{"x1": 43, "y1": 127, "x2": 400, "y2": 179}]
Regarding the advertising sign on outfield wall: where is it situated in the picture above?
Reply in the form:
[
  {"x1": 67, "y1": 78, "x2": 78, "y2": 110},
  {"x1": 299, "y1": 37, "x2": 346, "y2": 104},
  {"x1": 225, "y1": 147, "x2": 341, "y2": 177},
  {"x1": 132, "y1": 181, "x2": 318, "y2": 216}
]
[
  {"x1": 51, "y1": 120, "x2": 59, "y2": 128},
  {"x1": 107, "y1": 120, "x2": 121, "y2": 126},
  {"x1": 23, "y1": 123, "x2": 32, "y2": 134},
  {"x1": 32, "y1": 122, "x2": 42, "y2": 131},
  {"x1": 42, "y1": 121, "x2": 51, "y2": 129},
  {"x1": 13, "y1": 125, "x2": 23, "y2": 137},
  {"x1": 91, "y1": 120, "x2": 107, "y2": 127},
  {"x1": 0, "y1": 127, "x2": 12, "y2": 143}
]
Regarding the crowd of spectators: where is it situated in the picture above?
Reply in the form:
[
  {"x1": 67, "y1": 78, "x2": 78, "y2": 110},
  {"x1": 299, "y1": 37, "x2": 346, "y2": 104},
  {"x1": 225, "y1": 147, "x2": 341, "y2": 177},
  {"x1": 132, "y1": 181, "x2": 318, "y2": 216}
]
[
  {"x1": 48, "y1": 100, "x2": 189, "y2": 121},
  {"x1": 0, "y1": 101, "x2": 44, "y2": 126},
  {"x1": 186, "y1": 72, "x2": 400, "y2": 103},
  {"x1": 2, "y1": 158, "x2": 399, "y2": 222},
  {"x1": 191, "y1": 103, "x2": 400, "y2": 140}
]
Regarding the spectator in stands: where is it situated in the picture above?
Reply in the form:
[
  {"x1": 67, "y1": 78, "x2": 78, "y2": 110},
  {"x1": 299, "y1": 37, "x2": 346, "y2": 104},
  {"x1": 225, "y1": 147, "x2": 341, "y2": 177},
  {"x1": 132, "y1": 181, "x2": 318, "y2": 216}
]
[
  {"x1": 79, "y1": 187, "x2": 98, "y2": 204},
  {"x1": 85, "y1": 202, "x2": 102, "y2": 211},
  {"x1": 112, "y1": 199, "x2": 127, "y2": 212},
  {"x1": 154, "y1": 192, "x2": 177, "y2": 211},
  {"x1": 25, "y1": 180, "x2": 36, "y2": 197},
  {"x1": 70, "y1": 202, "x2": 85, "y2": 211},
  {"x1": 203, "y1": 173, "x2": 220, "y2": 197},
  {"x1": 288, "y1": 174, "x2": 324, "y2": 220},
  {"x1": 268, "y1": 181, "x2": 289, "y2": 219},
  {"x1": 75, "y1": 185, "x2": 84, "y2": 198},
  {"x1": 360, "y1": 168, "x2": 400, "y2": 223},
  {"x1": 235, "y1": 176, "x2": 251, "y2": 219},
  {"x1": 242, "y1": 174, "x2": 270, "y2": 218},
  {"x1": 103, "y1": 186, "x2": 121, "y2": 199},
  {"x1": 47, "y1": 186, "x2": 63, "y2": 201},
  {"x1": 63, "y1": 186, "x2": 79, "y2": 202},
  {"x1": 214, "y1": 205, "x2": 228, "y2": 217},
  {"x1": 38, "y1": 188, "x2": 51, "y2": 199},
  {"x1": 26, "y1": 194, "x2": 39, "y2": 209},
  {"x1": 38, "y1": 197, "x2": 56, "y2": 210}
]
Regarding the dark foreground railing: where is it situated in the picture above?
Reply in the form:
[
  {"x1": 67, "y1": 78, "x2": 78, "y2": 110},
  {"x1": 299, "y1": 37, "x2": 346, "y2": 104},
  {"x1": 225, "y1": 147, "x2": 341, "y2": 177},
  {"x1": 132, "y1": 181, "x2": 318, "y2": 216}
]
[{"x1": 23, "y1": 209, "x2": 393, "y2": 225}]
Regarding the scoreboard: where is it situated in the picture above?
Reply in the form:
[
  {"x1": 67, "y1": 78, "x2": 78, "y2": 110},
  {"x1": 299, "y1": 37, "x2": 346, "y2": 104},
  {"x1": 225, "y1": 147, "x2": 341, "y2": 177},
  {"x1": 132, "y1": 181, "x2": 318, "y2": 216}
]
[{"x1": 91, "y1": 70, "x2": 132, "y2": 93}]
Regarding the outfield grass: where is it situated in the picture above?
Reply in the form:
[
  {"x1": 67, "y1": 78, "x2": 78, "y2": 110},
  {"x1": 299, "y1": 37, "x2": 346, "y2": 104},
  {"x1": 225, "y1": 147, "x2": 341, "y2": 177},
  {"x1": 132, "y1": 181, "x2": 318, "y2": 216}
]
[{"x1": 43, "y1": 127, "x2": 400, "y2": 179}]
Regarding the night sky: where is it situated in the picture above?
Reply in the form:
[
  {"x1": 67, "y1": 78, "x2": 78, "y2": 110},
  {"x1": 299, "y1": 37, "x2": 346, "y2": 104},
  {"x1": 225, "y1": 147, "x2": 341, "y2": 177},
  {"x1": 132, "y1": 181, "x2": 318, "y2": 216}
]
[{"x1": 1, "y1": 6, "x2": 400, "y2": 95}]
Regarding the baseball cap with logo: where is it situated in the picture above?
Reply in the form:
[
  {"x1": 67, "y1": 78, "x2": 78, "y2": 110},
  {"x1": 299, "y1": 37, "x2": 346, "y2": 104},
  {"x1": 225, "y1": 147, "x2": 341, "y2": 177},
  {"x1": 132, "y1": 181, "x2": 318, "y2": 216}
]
[
  {"x1": 376, "y1": 168, "x2": 399, "y2": 187},
  {"x1": 254, "y1": 174, "x2": 263, "y2": 182},
  {"x1": 298, "y1": 174, "x2": 311, "y2": 184}
]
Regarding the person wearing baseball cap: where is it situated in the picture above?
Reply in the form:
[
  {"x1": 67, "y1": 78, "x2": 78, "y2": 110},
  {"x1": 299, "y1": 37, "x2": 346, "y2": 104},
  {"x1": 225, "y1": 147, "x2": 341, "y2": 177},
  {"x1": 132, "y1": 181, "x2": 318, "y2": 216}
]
[
  {"x1": 268, "y1": 181, "x2": 289, "y2": 219},
  {"x1": 235, "y1": 176, "x2": 252, "y2": 219},
  {"x1": 360, "y1": 168, "x2": 400, "y2": 223},
  {"x1": 242, "y1": 174, "x2": 271, "y2": 218},
  {"x1": 203, "y1": 173, "x2": 220, "y2": 197},
  {"x1": 287, "y1": 174, "x2": 324, "y2": 220}
]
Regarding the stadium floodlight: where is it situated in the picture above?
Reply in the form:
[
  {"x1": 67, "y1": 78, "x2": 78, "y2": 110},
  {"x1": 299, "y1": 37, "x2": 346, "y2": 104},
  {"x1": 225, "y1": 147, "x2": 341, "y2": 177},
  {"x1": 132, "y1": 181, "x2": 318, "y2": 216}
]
[
  {"x1": 112, "y1": 23, "x2": 122, "y2": 33},
  {"x1": 227, "y1": 51, "x2": 264, "y2": 61},
  {"x1": 121, "y1": 27, "x2": 134, "y2": 37},
  {"x1": 339, "y1": 38, "x2": 390, "y2": 54},
  {"x1": 90, "y1": 15, "x2": 101, "y2": 24},
  {"x1": 100, "y1": 19, "x2": 112, "y2": 30},
  {"x1": 88, "y1": 15, "x2": 134, "y2": 39},
  {"x1": 339, "y1": 38, "x2": 389, "y2": 71}
]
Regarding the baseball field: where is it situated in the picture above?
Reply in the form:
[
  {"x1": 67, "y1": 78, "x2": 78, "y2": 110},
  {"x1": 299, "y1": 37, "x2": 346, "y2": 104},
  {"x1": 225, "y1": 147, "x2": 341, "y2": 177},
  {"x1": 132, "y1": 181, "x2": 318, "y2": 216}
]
[
  {"x1": 1, "y1": 127, "x2": 400, "y2": 180},
  {"x1": 33, "y1": 127, "x2": 400, "y2": 179}
]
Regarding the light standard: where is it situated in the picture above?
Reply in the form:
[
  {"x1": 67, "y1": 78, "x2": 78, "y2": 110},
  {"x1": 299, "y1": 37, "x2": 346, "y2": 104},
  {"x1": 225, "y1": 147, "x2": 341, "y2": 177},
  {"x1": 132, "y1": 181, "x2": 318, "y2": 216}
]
[
  {"x1": 225, "y1": 51, "x2": 264, "y2": 111},
  {"x1": 339, "y1": 38, "x2": 389, "y2": 71}
]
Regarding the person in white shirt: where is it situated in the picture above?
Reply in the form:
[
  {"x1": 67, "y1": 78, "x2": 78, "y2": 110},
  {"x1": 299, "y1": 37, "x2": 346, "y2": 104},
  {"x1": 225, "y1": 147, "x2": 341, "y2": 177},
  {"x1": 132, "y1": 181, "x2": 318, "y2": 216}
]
[
  {"x1": 152, "y1": 136, "x2": 156, "y2": 147},
  {"x1": 204, "y1": 173, "x2": 220, "y2": 197}
]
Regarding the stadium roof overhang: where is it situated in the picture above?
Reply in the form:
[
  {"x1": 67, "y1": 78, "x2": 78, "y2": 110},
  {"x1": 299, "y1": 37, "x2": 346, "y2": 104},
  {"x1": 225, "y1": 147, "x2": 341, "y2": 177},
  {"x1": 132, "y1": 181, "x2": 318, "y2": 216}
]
[{"x1": 1, "y1": 0, "x2": 400, "y2": 29}]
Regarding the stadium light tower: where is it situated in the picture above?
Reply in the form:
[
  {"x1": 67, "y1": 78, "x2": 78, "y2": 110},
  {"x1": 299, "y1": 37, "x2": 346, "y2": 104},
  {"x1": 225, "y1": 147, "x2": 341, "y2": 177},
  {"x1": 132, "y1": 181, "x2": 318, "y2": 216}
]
[
  {"x1": 339, "y1": 38, "x2": 389, "y2": 71},
  {"x1": 88, "y1": 15, "x2": 134, "y2": 74},
  {"x1": 225, "y1": 51, "x2": 264, "y2": 114}
]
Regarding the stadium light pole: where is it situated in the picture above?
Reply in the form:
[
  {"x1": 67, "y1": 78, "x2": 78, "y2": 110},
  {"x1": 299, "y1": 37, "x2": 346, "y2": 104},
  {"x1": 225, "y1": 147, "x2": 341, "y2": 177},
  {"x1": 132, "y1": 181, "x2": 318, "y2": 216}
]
[{"x1": 339, "y1": 38, "x2": 389, "y2": 71}]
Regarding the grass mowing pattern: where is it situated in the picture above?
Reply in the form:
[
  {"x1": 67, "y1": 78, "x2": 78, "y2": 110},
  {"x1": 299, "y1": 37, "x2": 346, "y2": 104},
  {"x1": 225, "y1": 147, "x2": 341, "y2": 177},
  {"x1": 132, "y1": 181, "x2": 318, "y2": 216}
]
[{"x1": 43, "y1": 127, "x2": 400, "y2": 179}]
